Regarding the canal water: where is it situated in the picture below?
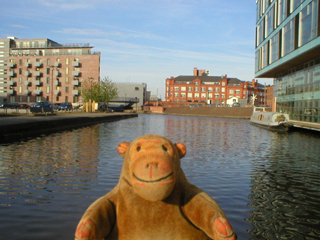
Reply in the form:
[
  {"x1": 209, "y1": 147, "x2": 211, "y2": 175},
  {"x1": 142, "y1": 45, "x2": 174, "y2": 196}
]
[{"x1": 0, "y1": 114, "x2": 319, "y2": 240}]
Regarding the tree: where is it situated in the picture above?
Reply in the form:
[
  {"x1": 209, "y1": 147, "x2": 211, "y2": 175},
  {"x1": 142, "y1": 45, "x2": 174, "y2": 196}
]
[
  {"x1": 81, "y1": 77, "x2": 118, "y2": 110},
  {"x1": 96, "y1": 77, "x2": 118, "y2": 110}
]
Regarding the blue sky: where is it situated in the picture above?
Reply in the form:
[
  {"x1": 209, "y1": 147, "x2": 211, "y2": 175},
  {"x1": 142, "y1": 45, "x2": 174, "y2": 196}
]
[{"x1": 0, "y1": 0, "x2": 272, "y2": 97}]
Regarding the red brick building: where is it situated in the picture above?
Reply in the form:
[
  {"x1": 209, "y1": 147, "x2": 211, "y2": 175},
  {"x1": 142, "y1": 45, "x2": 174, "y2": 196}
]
[
  {"x1": 165, "y1": 68, "x2": 268, "y2": 106},
  {"x1": 5, "y1": 37, "x2": 100, "y2": 104}
]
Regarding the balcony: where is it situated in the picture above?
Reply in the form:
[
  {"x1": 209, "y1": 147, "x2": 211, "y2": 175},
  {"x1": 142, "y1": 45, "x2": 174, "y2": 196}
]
[
  {"x1": 34, "y1": 80, "x2": 41, "y2": 86},
  {"x1": 72, "y1": 60, "x2": 80, "y2": 67},
  {"x1": 8, "y1": 81, "x2": 16, "y2": 86},
  {"x1": 72, "y1": 70, "x2": 80, "y2": 76},
  {"x1": 8, "y1": 89, "x2": 15, "y2": 95},
  {"x1": 54, "y1": 62, "x2": 61, "y2": 67},
  {"x1": 25, "y1": 90, "x2": 31, "y2": 95},
  {"x1": 34, "y1": 62, "x2": 43, "y2": 68},
  {"x1": 25, "y1": 62, "x2": 31, "y2": 68},
  {"x1": 25, "y1": 81, "x2": 31, "y2": 86},
  {"x1": 72, "y1": 90, "x2": 79, "y2": 95},
  {"x1": 34, "y1": 71, "x2": 42, "y2": 77},
  {"x1": 25, "y1": 71, "x2": 31, "y2": 77},
  {"x1": 55, "y1": 71, "x2": 61, "y2": 77},
  {"x1": 34, "y1": 90, "x2": 42, "y2": 95},
  {"x1": 8, "y1": 71, "x2": 16, "y2": 77},
  {"x1": 55, "y1": 80, "x2": 60, "y2": 86},
  {"x1": 8, "y1": 62, "x2": 16, "y2": 68},
  {"x1": 54, "y1": 90, "x2": 60, "y2": 95},
  {"x1": 72, "y1": 80, "x2": 79, "y2": 86}
]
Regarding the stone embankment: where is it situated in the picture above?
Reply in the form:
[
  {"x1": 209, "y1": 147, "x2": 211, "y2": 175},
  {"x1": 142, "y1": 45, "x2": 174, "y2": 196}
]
[{"x1": 162, "y1": 106, "x2": 254, "y2": 119}]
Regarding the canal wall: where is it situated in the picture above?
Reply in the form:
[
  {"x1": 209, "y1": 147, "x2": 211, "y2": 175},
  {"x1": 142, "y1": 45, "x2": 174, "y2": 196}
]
[
  {"x1": 0, "y1": 113, "x2": 138, "y2": 142},
  {"x1": 162, "y1": 107, "x2": 256, "y2": 119}
]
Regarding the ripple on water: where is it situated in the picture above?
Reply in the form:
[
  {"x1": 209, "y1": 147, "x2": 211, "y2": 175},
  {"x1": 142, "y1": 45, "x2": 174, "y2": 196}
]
[{"x1": 0, "y1": 115, "x2": 320, "y2": 240}]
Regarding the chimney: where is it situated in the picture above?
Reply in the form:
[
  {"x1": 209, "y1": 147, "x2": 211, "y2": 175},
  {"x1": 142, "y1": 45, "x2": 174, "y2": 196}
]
[{"x1": 193, "y1": 67, "x2": 198, "y2": 76}]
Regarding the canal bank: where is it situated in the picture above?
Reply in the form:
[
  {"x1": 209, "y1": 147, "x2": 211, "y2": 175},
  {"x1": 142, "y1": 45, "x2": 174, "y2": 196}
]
[{"x1": 0, "y1": 112, "x2": 138, "y2": 142}]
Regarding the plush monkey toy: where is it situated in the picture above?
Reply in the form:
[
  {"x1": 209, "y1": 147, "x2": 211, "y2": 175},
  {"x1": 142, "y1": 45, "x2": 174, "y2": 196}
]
[{"x1": 75, "y1": 134, "x2": 236, "y2": 240}]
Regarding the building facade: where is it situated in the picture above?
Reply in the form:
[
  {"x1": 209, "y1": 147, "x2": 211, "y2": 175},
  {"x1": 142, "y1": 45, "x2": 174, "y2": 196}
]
[
  {"x1": 1, "y1": 37, "x2": 100, "y2": 104},
  {"x1": 165, "y1": 68, "x2": 267, "y2": 106},
  {"x1": 114, "y1": 82, "x2": 147, "y2": 105},
  {"x1": 255, "y1": 0, "x2": 320, "y2": 122}
]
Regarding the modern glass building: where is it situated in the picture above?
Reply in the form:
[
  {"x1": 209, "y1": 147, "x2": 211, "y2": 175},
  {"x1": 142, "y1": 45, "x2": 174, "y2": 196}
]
[{"x1": 255, "y1": 0, "x2": 320, "y2": 123}]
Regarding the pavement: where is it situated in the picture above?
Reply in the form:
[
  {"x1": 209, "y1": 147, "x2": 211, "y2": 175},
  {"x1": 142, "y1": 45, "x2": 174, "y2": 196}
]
[
  {"x1": 290, "y1": 120, "x2": 320, "y2": 132},
  {"x1": 0, "y1": 112, "x2": 138, "y2": 143}
]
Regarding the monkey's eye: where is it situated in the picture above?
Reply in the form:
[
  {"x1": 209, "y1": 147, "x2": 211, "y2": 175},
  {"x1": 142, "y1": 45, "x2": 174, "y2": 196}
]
[
  {"x1": 162, "y1": 145, "x2": 167, "y2": 151},
  {"x1": 137, "y1": 146, "x2": 141, "y2": 151}
]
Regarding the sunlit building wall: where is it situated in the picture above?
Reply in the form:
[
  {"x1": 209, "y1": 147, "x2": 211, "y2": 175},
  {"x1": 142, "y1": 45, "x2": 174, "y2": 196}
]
[{"x1": 255, "y1": 0, "x2": 320, "y2": 122}]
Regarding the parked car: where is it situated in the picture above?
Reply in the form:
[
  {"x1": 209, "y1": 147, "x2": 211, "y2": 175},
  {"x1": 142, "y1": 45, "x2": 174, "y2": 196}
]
[
  {"x1": 232, "y1": 102, "x2": 241, "y2": 107},
  {"x1": 30, "y1": 101, "x2": 54, "y2": 114},
  {"x1": 141, "y1": 103, "x2": 154, "y2": 107},
  {"x1": 198, "y1": 104, "x2": 203, "y2": 107},
  {"x1": 0, "y1": 102, "x2": 11, "y2": 108},
  {"x1": 19, "y1": 103, "x2": 30, "y2": 109},
  {"x1": 58, "y1": 102, "x2": 73, "y2": 111},
  {"x1": 52, "y1": 103, "x2": 60, "y2": 111}
]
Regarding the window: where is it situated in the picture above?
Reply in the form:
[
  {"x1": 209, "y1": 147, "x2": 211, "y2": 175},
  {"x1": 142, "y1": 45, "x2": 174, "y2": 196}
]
[
  {"x1": 181, "y1": 93, "x2": 186, "y2": 97},
  {"x1": 222, "y1": 88, "x2": 225, "y2": 92},
  {"x1": 222, "y1": 94, "x2": 225, "y2": 99},
  {"x1": 65, "y1": 86, "x2": 69, "y2": 93},
  {"x1": 66, "y1": 58, "x2": 69, "y2": 65},
  {"x1": 282, "y1": 18, "x2": 295, "y2": 56},
  {"x1": 291, "y1": 0, "x2": 302, "y2": 12},
  {"x1": 208, "y1": 87, "x2": 213, "y2": 92},
  {"x1": 19, "y1": 86, "x2": 22, "y2": 93},
  {"x1": 187, "y1": 93, "x2": 193, "y2": 98},
  {"x1": 215, "y1": 93, "x2": 219, "y2": 98},
  {"x1": 201, "y1": 87, "x2": 206, "y2": 92},
  {"x1": 299, "y1": 0, "x2": 318, "y2": 47},
  {"x1": 229, "y1": 89, "x2": 234, "y2": 94},
  {"x1": 195, "y1": 87, "x2": 199, "y2": 92},
  {"x1": 278, "y1": 0, "x2": 287, "y2": 25},
  {"x1": 46, "y1": 77, "x2": 50, "y2": 84},
  {"x1": 195, "y1": 82, "x2": 199, "y2": 85},
  {"x1": 174, "y1": 87, "x2": 179, "y2": 91},
  {"x1": 235, "y1": 90, "x2": 241, "y2": 94},
  {"x1": 181, "y1": 87, "x2": 186, "y2": 91},
  {"x1": 257, "y1": 19, "x2": 265, "y2": 46},
  {"x1": 66, "y1": 67, "x2": 69, "y2": 75},
  {"x1": 270, "y1": 32, "x2": 280, "y2": 63},
  {"x1": 135, "y1": 87, "x2": 139, "y2": 91},
  {"x1": 215, "y1": 87, "x2": 220, "y2": 92},
  {"x1": 262, "y1": 42, "x2": 269, "y2": 68},
  {"x1": 265, "y1": 6, "x2": 274, "y2": 37},
  {"x1": 188, "y1": 87, "x2": 192, "y2": 91},
  {"x1": 47, "y1": 86, "x2": 50, "y2": 93},
  {"x1": 201, "y1": 93, "x2": 206, "y2": 98},
  {"x1": 174, "y1": 93, "x2": 179, "y2": 97},
  {"x1": 194, "y1": 93, "x2": 199, "y2": 97},
  {"x1": 66, "y1": 77, "x2": 69, "y2": 84},
  {"x1": 222, "y1": 82, "x2": 226, "y2": 86}
]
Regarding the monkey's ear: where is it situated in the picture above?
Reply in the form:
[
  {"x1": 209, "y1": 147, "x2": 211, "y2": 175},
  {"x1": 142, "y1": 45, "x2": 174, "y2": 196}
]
[
  {"x1": 117, "y1": 142, "x2": 131, "y2": 157},
  {"x1": 174, "y1": 143, "x2": 186, "y2": 159}
]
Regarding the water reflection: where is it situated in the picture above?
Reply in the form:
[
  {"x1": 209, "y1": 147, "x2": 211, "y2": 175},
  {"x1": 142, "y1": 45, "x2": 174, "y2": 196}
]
[{"x1": 0, "y1": 114, "x2": 319, "y2": 240}]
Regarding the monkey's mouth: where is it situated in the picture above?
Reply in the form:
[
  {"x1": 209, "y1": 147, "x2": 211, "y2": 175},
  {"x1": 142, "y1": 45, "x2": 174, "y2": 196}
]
[{"x1": 133, "y1": 172, "x2": 174, "y2": 183}]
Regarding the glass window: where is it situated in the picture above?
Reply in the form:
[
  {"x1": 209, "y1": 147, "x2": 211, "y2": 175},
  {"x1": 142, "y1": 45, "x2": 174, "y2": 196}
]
[
  {"x1": 222, "y1": 88, "x2": 225, "y2": 92},
  {"x1": 278, "y1": 0, "x2": 287, "y2": 24},
  {"x1": 282, "y1": 18, "x2": 295, "y2": 56},
  {"x1": 66, "y1": 67, "x2": 69, "y2": 75},
  {"x1": 181, "y1": 87, "x2": 186, "y2": 91},
  {"x1": 195, "y1": 87, "x2": 199, "y2": 92},
  {"x1": 299, "y1": 0, "x2": 318, "y2": 47},
  {"x1": 291, "y1": 0, "x2": 302, "y2": 12},
  {"x1": 257, "y1": 19, "x2": 265, "y2": 46},
  {"x1": 194, "y1": 93, "x2": 199, "y2": 97},
  {"x1": 208, "y1": 87, "x2": 213, "y2": 92},
  {"x1": 174, "y1": 87, "x2": 179, "y2": 91},
  {"x1": 201, "y1": 87, "x2": 206, "y2": 91},
  {"x1": 229, "y1": 89, "x2": 234, "y2": 94},
  {"x1": 188, "y1": 87, "x2": 192, "y2": 91},
  {"x1": 187, "y1": 93, "x2": 192, "y2": 97},
  {"x1": 270, "y1": 32, "x2": 280, "y2": 63},
  {"x1": 262, "y1": 42, "x2": 269, "y2": 68},
  {"x1": 265, "y1": 6, "x2": 274, "y2": 37}
]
